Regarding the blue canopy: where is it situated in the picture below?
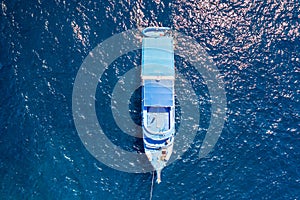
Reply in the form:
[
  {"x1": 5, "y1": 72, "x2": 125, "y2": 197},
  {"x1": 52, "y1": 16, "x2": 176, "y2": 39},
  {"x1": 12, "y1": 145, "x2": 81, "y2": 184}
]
[
  {"x1": 142, "y1": 37, "x2": 174, "y2": 77},
  {"x1": 144, "y1": 80, "x2": 173, "y2": 107}
]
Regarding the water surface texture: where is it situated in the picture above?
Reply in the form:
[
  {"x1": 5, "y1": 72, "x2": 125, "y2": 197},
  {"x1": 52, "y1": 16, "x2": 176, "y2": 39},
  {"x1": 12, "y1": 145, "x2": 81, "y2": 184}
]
[{"x1": 0, "y1": 0, "x2": 299, "y2": 199}]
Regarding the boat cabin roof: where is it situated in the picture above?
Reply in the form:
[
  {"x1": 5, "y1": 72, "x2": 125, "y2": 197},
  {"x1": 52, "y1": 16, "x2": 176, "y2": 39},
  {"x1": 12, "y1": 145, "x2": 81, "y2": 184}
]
[
  {"x1": 144, "y1": 80, "x2": 173, "y2": 107},
  {"x1": 142, "y1": 37, "x2": 174, "y2": 78}
]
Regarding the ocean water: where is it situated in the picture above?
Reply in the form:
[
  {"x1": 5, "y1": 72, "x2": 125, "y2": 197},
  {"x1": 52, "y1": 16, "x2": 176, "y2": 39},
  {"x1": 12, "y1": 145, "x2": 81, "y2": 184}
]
[{"x1": 0, "y1": 0, "x2": 299, "y2": 199}]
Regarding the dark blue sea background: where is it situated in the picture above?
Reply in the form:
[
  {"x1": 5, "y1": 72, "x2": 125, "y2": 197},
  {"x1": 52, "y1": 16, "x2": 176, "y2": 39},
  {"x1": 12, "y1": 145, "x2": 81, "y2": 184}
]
[{"x1": 1, "y1": 0, "x2": 299, "y2": 199}]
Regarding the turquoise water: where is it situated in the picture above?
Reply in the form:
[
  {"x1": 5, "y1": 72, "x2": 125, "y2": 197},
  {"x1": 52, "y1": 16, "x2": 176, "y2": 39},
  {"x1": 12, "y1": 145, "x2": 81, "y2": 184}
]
[{"x1": 0, "y1": 0, "x2": 299, "y2": 199}]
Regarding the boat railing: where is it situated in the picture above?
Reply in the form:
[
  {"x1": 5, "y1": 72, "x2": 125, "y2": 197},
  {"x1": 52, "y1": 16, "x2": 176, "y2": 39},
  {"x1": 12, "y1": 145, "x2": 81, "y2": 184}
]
[
  {"x1": 142, "y1": 27, "x2": 171, "y2": 38},
  {"x1": 144, "y1": 140, "x2": 174, "y2": 149},
  {"x1": 143, "y1": 125, "x2": 172, "y2": 135},
  {"x1": 143, "y1": 126, "x2": 174, "y2": 139}
]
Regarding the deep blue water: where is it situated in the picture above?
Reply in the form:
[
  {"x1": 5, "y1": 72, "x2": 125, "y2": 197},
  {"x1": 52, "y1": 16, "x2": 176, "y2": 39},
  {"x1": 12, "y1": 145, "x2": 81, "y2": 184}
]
[{"x1": 0, "y1": 0, "x2": 299, "y2": 199}]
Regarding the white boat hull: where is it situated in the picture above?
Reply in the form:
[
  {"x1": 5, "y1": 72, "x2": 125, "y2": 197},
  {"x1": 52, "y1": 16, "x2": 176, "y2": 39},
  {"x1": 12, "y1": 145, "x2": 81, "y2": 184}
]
[{"x1": 141, "y1": 27, "x2": 175, "y2": 183}]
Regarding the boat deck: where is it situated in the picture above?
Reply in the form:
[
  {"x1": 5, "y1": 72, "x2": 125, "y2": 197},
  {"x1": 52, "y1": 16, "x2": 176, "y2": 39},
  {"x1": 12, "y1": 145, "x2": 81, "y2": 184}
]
[{"x1": 147, "y1": 107, "x2": 170, "y2": 133}]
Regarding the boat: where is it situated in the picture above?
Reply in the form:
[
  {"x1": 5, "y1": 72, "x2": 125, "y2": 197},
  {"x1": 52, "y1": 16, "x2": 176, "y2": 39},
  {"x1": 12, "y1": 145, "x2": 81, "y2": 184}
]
[{"x1": 141, "y1": 27, "x2": 175, "y2": 184}]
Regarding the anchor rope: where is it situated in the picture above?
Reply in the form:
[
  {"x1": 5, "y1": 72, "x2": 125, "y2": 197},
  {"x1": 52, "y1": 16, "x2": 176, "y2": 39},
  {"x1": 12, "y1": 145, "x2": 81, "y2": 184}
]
[{"x1": 149, "y1": 171, "x2": 155, "y2": 200}]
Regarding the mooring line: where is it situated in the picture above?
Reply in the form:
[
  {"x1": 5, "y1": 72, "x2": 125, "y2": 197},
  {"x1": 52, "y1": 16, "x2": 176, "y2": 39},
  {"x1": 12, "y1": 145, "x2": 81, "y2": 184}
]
[{"x1": 150, "y1": 171, "x2": 155, "y2": 200}]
